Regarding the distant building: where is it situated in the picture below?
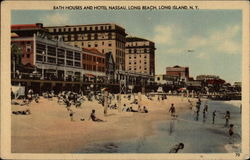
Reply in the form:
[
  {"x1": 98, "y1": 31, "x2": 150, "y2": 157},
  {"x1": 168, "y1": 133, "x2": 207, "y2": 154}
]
[
  {"x1": 45, "y1": 23, "x2": 127, "y2": 70},
  {"x1": 155, "y1": 74, "x2": 167, "y2": 84},
  {"x1": 166, "y1": 65, "x2": 189, "y2": 82},
  {"x1": 125, "y1": 36, "x2": 156, "y2": 76},
  {"x1": 233, "y1": 82, "x2": 242, "y2": 87},
  {"x1": 196, "y1": 75, "x2": 220, "y2": 81}
]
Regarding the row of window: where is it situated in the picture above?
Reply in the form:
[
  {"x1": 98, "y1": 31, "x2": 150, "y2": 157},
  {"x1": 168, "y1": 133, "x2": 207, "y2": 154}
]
[
  {"x1": 82, "y1": 64, "x2": 105, "y2": 72},
  {"x1": 128, "y1": 67, "x2": 148, "y2": 71},
  {"x1": 128, "y1": 61, "x2": 147, "y2": 65},
  {"x1": 128, "y1": 55, "x2": 148, "y2": 59},
  {"x1": 127, "y1": 48, "x2": 150, "y2": 54},
  {"x1": 82, "y1": 54, "x2": 105, "y2": 64},
  {"x1": 54, "y1": 33, "x2": 114, "y2": 41},
  {"x1": 52, "y1": 25, "x2": 113, "y2": 33},
  {"x1": 36, "y1": 55, "x2": 81, "y2": 67}
]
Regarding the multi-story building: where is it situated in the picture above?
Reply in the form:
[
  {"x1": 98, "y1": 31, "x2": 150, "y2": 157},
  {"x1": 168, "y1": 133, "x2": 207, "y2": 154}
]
[
  {"x1": 11, "y1": 23, "x2": 105, "y2": 82},
  {"x1": 166, "y1": 65, "x2": 189, "y2": 82},
  {"x1": 125, "y1": 36, "x2": 156, "y2": 76},
  {"x1": 45, "y1": 23, "x2": 127, "y2": 70}
]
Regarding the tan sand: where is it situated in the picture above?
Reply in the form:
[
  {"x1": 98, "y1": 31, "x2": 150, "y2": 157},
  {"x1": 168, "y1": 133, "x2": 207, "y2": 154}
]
[{"x1": 11, "y1": 95, "x2": 197, "y2": 153}]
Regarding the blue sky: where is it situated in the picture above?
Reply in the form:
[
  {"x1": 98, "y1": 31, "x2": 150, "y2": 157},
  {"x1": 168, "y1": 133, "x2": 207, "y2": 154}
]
[{"x1": 12, "y1": 10, "x2": 242, "y2": 83}]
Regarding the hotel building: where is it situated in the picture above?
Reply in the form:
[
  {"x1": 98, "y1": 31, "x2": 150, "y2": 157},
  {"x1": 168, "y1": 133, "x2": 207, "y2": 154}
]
[
  {"x1": 125, "y1": 37, "x2": 156, "y2": 76},
  {"x1": 45, "y1": 23, "x2": 127, "y2": 71}
]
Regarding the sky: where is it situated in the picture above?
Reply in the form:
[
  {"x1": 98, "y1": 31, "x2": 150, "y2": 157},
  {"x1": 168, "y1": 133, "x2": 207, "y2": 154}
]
[{"x1": 12, "y1": 9, "x2": 242, "y2": 83}]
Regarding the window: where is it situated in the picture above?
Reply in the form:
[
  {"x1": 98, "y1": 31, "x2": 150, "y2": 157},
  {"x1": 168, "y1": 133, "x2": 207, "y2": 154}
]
[
  {"x1": 88, "y1": 44, "x2": 91, "y2": 47},
  {"x1": 134, "y1": 62, "x2": 136, "y2": 64},
  {"x1": 94, "y1": 34, "x2": 98, "y2": 40},
  {"x1": 66, "y1": 51, "x2": 73, "y2": 59},
  {"x1": 144, "y1": 62, "x2": 147, "y2": 64},
  {"x1": 79, "y1": 28, "x2": 82, "y2": 31},
  {"x1": 59, "y1": 28, "x2": 62, "y2": 32},
  {"x1": 108, "y1": 33, "x2": 112, "y2": 39},
  {"x1": 57, "y1": 59, "x2": 64, "y2": 65},
  {"x1": 36, "y1": 55, "x2": 43, "y2": 61},
  {"x1": 129, "y1": 56, "x2": 131, "y2": 59},
  {"x1": 68, "y1": 28, "x2": 71, "y2": 32},
  {"x1": 108, "y1": 43, "x2": 112, "y2": 47},
  {"x1": 89, "y1": 27, "x2": 92, "y2": 30},
  {"x1": 47, "y1": 57, "x2": 56, "y2": 64},
  {"x1": 144, "y1": 68, "x2": 147, "y2": 70},
  {"x1": 102, "y1": 42, "x2": 104, "y2": 45},
  {"x1": 74, "y1": 62, "x2": 80, "y2": 67},
  {"x1": 74, "y1": 52, "x2": 81, "y2": 60},
  {"x1": 74, "y1": 28, "x2": 76, "y2": 31},
  {"x1": 47, "y1": 46, "x2": 56, "y2": 56},
  {"x1": 93, "y1": 56, "x2": 96, "y2": 62},
  {"x1": 66, "y1": 60, "x2": 73, "y2": 66},
  {"x1": 108, "y1": 26, "x2": 111, "y2": 29},
  {"x1": 95, "y1": 44, "x2": 98, "y2": 47},
  {"x1": 83, "y1": 64, "x2": 86, "y2": 69},
  {"x1": 58, "y1": 49, "x2": 65, "y2": 58},
  {"x1": 82, "y1": 54, "x2": 86, "y2": 59},
  {"x1": 88, "y1": 34, "x2": 91, "y2": 40},
  {"x1": 95, "y1": 26, "x2": 98, "y2": 30},
  {"x1": 53, "y1": 29, "x2": 56, "y2": 32},
  {"x1": 27, "y1": 54, "x2": 30, "y2": 58},
  {"x1": 100, "y1": 26, "x2": 103, "y2": 30}
]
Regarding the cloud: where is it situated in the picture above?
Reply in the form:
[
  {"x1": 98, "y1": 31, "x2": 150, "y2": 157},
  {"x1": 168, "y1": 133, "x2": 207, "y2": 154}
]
[
  {"x1": 41, "y1": 13, "x2": 70, "y2": 26},
  {"x1": 186, "y1": 24, "x2": 241, "y2": 55},
  {"x1": 166, "y1": 48, "x2": 184, "y2": 54},
  {"x1": 187, "y1": 36, "x2": 208, "y2": 48},
  {"x1": 197, "y1": 52, "x2": 209, "y2": 59},
  {"x1": 152, "y1": 25, "x2": 176, "y2": 45}
]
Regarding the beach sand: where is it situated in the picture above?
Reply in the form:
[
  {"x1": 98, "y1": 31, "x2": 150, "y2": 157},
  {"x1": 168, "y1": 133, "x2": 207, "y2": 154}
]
[{"x1": 11, "y1": 95, "x2": 193, "y2": 153}]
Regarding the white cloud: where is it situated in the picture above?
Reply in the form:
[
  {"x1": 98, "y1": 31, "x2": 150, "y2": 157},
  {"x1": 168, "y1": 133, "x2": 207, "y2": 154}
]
[
  {"x1": 187, "y1": 36, "x2": 208, "y2": 48},
  {"x1": 166, "y1": 48, "x2": 183, "y2": 54},
  {"x1": 197, "y1": 52, "x2": 209, "y2": 59},
  {"x1": 186, "y1": 24, "x2": 241, "y2": 55},
  {"x1": 42, "y1": 13, "x2": 70, "y2": 26},
  {"x1": 152, "y1": 25, "x2": 175, "y2": 45}
]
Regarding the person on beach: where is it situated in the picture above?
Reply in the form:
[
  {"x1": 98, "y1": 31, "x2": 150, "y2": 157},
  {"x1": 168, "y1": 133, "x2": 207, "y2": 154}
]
[
  {"x1": 89, "y1": 109, "x2": 104, "y2": 122},
  {"x1": 142, "y1": 106, "x2": 148, "y2": 113},
  {"x1": 204, "y1": 104, "x2": 208, "y2": 112},
  {"x1": 212, "y1": 110, "x2": 216, "y2": 124},
  {"x1": 196, "y1": 102, "x2": 201, "y2": 113},
  {"x1": 69, "y1": 109, "x2": 74, "y2": 121},
  {"x1": 195, "y1": 109, "x2": 199, "y2": 121},
  {"x1": 169, "y1": 143, "x2": 184, "y2": 153},
  {"x1": 202, "y1": 108, "x2": 206, "y2": 123},
  {"x1": 229, "y1": 124, "x2": 234, "y2": 144},
  {"x1": 225, "y1": 111, "x2": 230, "y2": 127},
  {"x1": 169, "y1": 104, "x2": 176, "y2": 117}
]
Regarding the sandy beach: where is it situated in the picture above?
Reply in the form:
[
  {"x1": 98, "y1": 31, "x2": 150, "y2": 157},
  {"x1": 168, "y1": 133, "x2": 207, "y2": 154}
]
[
  {"x1": 11, "y1": 95, "x2": 241, "y2": 153},
  {"x1": 11, "y1": 95, "x2": 193, "y2": 153}
]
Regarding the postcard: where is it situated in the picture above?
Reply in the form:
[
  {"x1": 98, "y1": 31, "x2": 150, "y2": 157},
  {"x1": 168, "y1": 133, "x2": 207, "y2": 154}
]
[{"x1": 1, "y1": 0, "x2": 249, "y2": 160}]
